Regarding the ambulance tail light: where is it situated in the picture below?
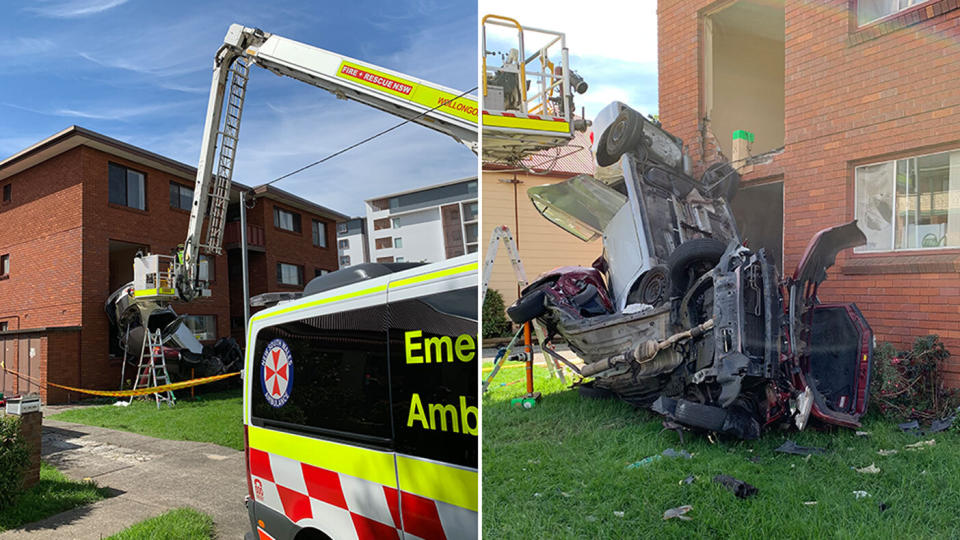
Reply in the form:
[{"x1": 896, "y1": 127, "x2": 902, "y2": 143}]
[{"x1": 244, "y1": 424, "x2": 254, "y2": 499}]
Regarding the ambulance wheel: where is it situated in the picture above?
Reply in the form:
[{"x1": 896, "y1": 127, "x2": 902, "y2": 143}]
[{"x1": 294, "y1": 528, "x2": 331, "y2": 540}]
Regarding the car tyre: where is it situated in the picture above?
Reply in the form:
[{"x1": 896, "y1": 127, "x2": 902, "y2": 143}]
[
  {"x1": 597, "y1": 109, "x2": 644, "y2": 167},
  {"x1": 506, "y1": 289, "x2": 547, "y2": 324},
  {"x1": 627, "y1": 265, "x2": 669, "y2": 307},
  {"x1": 668, "y1": 238, "x2": 726, "y2": 297}
]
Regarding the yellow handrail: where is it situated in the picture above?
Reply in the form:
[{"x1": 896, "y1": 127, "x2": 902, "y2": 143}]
[{"x1": 481, "y1": 14, "x2": 526, "y2": 103}]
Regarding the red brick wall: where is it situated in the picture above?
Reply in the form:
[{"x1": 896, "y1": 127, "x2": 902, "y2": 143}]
[
  {"x1": 659, "y1": 1, "x2": 960, "y2": 383},
  {"x1": 79, "y1": 146, "x2": 232, "y2": 391},
  {"x1": 257, "y1": 198, "x2": 339, "y2": 290},
  {"x1": 0, "y1": 148, "x2": 84, "y2": 330}
]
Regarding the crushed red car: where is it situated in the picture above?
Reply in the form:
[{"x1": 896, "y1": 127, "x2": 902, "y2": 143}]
[{"x1": 507, "y1": 102, "x2": 872, "y2": 439}]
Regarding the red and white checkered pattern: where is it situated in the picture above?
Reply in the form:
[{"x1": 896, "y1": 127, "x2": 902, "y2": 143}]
[{"x1": 249, "y1": 448, "x2": 476, "y2": 540}]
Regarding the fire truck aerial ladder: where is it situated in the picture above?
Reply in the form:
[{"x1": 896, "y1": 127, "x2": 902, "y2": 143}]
[{"x1": 130, "y1": 23, "x2": 480, "y2": 310}]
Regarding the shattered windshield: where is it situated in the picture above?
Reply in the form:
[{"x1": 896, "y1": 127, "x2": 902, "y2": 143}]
[{"x1": 528, "y1": 174, "x2": 628, "y2": 242}]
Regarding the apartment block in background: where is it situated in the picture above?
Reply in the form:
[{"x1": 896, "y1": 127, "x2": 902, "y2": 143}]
[
  {"x1": 365, "y1": 177, "x2": 478, "y2": 263},
  {"x1": 336, "y1": 217, "x2": 369, "y2": 268}
]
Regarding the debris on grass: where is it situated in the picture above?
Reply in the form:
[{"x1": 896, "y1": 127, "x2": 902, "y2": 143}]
[
  {"x1": 853, "y1": 491, "x2": 870, "y2": 499},
  {"x1": 628, "y1": 448, "x2": 692, "y2": 468},
  {"x1": 855, "y1": 431, "x2": 871, "y2": 437},
  {"x1": 775, "y1": 440, "x2": 827, "y2": 456},
  {"x1": 560, "y1": 491, "x2": 572, "y2": 498},
  {"x1": 878, "y1": 449, "x2": 898, "y2": 456},
  {"x1": 898, "y1": 420, "x2": 920, "y2": 433},
  {"x1": 899, "y1": 416, "x2": 955, "y2": 437},
  {"x1": 713, "y1": 475, "x2": 758, "y2": 499},
  {"x1": 614, "y1": 511, "x2": 625, "y2": 518},
  {"x1": 905, "y1": 439, "x2": 935, "y2": 450},
  {"x1": 803, "y1": 501, "x2": 817, "y2": 506},
  {"x1": 856, "y1": 463, "x2": 881, "y2": 474},
  {"x1": 663, "y1": 505, "x2": 693, "y2": 521},
  {"x1": 680, "y1": 475, "x2": 696, "y2": 486},
  {"x1": 879, "y1": 502, "x2": 890, "y2": 512}
]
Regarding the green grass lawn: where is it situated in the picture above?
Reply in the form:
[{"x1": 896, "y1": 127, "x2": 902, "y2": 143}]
[
  {"x1": 483, "y1": 363, "x2": 960, "y2": 539},
  {"x1": 0, "y1": 463, "x2": 113, "y2": 532},
  {"x1": 51, "y1": 389, "x2": 243, "y2": 450},
  {"x1": 105, "y1": 507, "x2": 214, "y2": 540}
]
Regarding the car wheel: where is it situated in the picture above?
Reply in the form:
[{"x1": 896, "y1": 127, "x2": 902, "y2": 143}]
[
  {"x1": 506, "y1": 289, "x2": 547, "y2": 324},
  {"x1": 627, "y1": 265, "x2": 669, "y2": 307},
  {"x1": 668, "y1": 238, "x2": 726, "y2": 297},
  {"x1": 598, "y1": 109, "x2": 644, "y2": 167},
  {"x1": 578, "y1": 381, "x2": 615, "y2": 400}
]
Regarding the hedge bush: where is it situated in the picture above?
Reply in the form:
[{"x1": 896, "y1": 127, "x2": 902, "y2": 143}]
[
  {"x1": 482, "y1": 289, "x2": 513, "y2": 339},
  {"x1": 870, "y1": 335, "x2": 958, "y2": 421},
  {"x1": 0, "y1": 415, "x2": 29, "y2": 510}
]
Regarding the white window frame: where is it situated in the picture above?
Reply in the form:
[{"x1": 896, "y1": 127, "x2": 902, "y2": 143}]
[
  {"x1": 278, "y1": 262, "x2": 303, "y2": 286},
  {"x1": 854, "y1": 148, "x2": 960, "y2": 253},
  {"x1": 460, "y1": 199, "x2": 479, "y2": 254}
]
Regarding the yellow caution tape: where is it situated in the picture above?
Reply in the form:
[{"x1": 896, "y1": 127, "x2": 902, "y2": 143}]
[{"x1": 1, "y1": 365, "x2": 239, "y2": 397}]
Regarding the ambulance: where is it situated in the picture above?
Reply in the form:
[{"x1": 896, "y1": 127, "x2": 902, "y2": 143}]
[{"x1": 243, "y1": 255, "x2": 478, "y2": 540}]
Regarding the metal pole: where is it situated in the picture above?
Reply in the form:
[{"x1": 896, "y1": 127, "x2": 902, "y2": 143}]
[{"x1": 240, "y1": 191, "x2": 250, "y2": 327}]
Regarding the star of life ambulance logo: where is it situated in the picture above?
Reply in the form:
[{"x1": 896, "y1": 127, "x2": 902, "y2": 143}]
[{"x1": 261, "y1": 339, "x2": 293, "y2": 408}]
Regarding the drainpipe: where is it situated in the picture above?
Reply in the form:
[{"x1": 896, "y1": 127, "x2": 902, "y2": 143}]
[{"x1": 240, "y1": 191, "x2": 251, "y2": 329}]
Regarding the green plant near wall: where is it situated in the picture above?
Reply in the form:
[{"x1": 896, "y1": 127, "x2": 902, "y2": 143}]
[
  {"x1": 870, "y1": 335, "x2": 958, "y2": 421},
  {"x1": 0, "y1": 416, "x2": 29, "y2": 511},
  {"x1": 482, "y1": 289, "x2": 513, "y2": 339}
]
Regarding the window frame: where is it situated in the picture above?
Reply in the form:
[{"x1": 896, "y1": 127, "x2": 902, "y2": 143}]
[
  {"x1": 277, "y1": 262, "x2": 304, "y2": 286},
  {"x1": 854, "y1": 147, "x2": 960, "y2": 254},
  {"x1": 340, "y1": 255, "x2": 351, "y2": 266},
  {"x1": 0, "y1": 254, "x2": 8, "y2": 278},
  {"x1": 108, "y1": 162, "x2": 147, "y2": 211},
  {"x1": 312, "y1": 220, "x2": 328, "y2": 248},
  {"x1": 2, "y1": 183, "x2": 10, "y2": 203},
  {"x1": 273, "y1": 207, "x2": 302, "y2": 234},
  {"x1": 854, "y1": 0, "x2": 933, "y2": 27},
  {"x1": 169, "y1": 181, "x2": 195, "y2": 212},
  {"x1": 197, "y1": 254, "x2": 215, "y2": 283}
]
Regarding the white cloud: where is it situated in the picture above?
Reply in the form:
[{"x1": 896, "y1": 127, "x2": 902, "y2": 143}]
[{"x1": 25, "y1": 0, "x2": 128, "y2": 18}]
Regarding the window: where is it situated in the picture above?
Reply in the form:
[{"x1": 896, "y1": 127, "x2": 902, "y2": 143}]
[
  {"x1": 277, "y1": 263, "x2": 303, "y2": 286},
  {"x1": 337, "y1": 222, "x2": 348, "y2": 234},
  {"x1": 396, "y1": 256, "x2": 405, "y2": 262},
  {"x1": 197, "y1": 255, "x2": 213, "y2": 282},
  {"x1": 376, "y1": 256, "x2": 394, "y2": 263},
  {"x1": 375, "y1": 237, "x2": 393, "y2": 250},
  {"x1": 0, "y1": 254, "x2": 8, "y2": 277},
  {"x1": 393, "y1": 218, "x2": 400, "y2": 229},
  {"x1": 274, "y1": 207, "x2": 301, "y2": 233},
  {"x1": 389, "y1": 287, "x2": 477, "y2": 467},
  {"x1": 462, "y1": 200, "x2": 479, "y2": 254},
  {"x1": 184, "y1": 315, "x2": 217, "y2": 341},
  {"x1": 0, "y1": 322, "x2": 7, "y2": 331},
  {"x1": 108, "y1": 163, "x2": 146, "y2": 210},
  {"x1": 2, "y1": 184, "x2": 10, "y2": 202},
  {"x1": 249, "y1": 303, "x2": 392, "y2": 445},
  {"x1": 312, "y1": 220, "x2": 327, "y2": 247},
  {"x1": 857, "y1": 0, "x2": 926, "y2": 25},
  {"x1": 855, "y1": 149, "x2": 960, "y2": 252},
  {"x1": 169, "y1": 182, "x2": 194, "y2": 211},
  {"x1": 338, "y1": 239, "x2": 350, "y2": 249},
  {"x1": 340, "y1": 255, "x2": 351, "y2": 266},
  {"x1": 315, "y1": 268, "x2": 328, "y2": 277},
  {"x1": 462, "y1": 201, "x2": 478, "y2": 222},
  {"x1": 374, "y1": 218, "x2": 391, "y2": 230},
  {"x1": 394, "y1": 237, "x2": 403, "y2": 249}
]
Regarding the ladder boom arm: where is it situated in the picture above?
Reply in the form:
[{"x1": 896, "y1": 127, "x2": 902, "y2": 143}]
[{"x1": 175, "y1": 24, "x2": 478, "y2": 302}]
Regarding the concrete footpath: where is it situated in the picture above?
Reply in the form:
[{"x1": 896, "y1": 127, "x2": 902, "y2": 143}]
[{"x1": 0, "y1": 418, "x2": 248, "y2": 539}]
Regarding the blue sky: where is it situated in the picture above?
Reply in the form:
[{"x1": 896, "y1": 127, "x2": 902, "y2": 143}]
[
  {"x1": 479, "y1": 0, "x2": 659, "y2": 120},
  {"x1": 0, "y1": 0, "x2": 477, "y2": 216}
]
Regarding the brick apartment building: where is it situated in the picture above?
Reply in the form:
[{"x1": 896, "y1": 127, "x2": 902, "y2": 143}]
[
  {"x1": 658, "y1": 0, "x2": 960, "y2": 382},
  {"x1": 0, "y1": 126, "x2": 346, "y2": 402}
]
